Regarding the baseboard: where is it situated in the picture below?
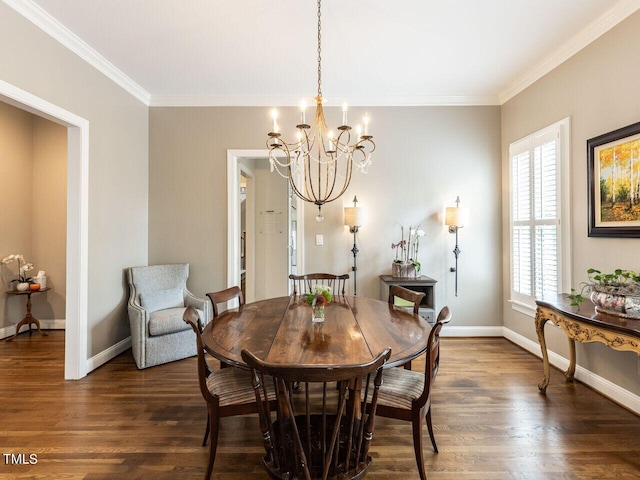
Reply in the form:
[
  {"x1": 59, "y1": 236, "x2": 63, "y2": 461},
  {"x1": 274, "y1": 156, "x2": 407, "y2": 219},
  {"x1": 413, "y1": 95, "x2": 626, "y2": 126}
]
[
  {"x1": 0, "y1": 321, "x2": 130, "y2": 374},
  {"x1": 86, "y1": 336, "x2": 132, "y2": 372},
  {"x1": 0, "y1": 318, "x2": 66, "y2": 340},
  {"x1": 441, "y1": 325, "x2": 504, "y2": 337},
  {"x1": 504, "y1": 327, "x2": 640, "y2": 416}
]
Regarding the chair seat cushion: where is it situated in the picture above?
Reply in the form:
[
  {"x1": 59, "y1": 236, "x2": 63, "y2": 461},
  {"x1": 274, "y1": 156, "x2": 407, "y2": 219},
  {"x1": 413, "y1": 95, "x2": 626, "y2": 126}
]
[
  {"x1": 148, "y1": 307, "x2": 204, "y2": 336},
  {"x1": 368, "y1": 366, "x2": 425, "y2": 410},
  {"x1": 207, "y1": 367, "x2": 276, "y2": 408}
]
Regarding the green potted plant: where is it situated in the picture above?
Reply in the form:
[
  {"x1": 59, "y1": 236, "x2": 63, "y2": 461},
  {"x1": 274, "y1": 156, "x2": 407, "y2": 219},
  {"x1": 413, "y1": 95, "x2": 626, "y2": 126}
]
[{"x1": 568, "y1": 268, "x2": 640, "y2": 318}]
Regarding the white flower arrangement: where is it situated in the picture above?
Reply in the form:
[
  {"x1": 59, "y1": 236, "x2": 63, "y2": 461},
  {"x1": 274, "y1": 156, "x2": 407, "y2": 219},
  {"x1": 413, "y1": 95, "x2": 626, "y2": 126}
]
[
  {"x1": 391, "y1": 225, "x2": 425, "y2": 272},
  {"x1": 1, "y1": 254, "x2": 35, "y2": 284}
]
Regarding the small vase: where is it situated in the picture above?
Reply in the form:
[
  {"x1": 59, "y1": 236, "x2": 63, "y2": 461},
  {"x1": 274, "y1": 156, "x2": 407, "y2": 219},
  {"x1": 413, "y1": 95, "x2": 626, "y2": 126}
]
[
  {"x1": 16, "y1": 282, "x2": 30, "y2": 292},
  {"x1": 312, "y1": 305, "x2": 325, "y2": 323}
]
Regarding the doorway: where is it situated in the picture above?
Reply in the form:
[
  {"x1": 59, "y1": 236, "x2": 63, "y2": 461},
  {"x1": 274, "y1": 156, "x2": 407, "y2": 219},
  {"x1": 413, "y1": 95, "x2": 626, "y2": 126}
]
[
  {"x1": 227, "y1": 150, "x2": 304, "y2": 302},
  {"x1": 0, "y1": 79, "x2": 89, "y2": 380}
]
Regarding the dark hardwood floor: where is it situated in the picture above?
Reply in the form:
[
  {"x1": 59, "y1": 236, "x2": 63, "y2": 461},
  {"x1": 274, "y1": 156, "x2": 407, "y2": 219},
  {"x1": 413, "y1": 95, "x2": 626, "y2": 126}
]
[{"x1": 1, "y1": 331, "x2": 639, "y2": 479}]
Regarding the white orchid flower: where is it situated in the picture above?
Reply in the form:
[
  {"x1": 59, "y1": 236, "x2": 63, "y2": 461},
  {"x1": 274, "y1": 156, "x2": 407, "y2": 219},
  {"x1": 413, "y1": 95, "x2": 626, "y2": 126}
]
[
  {"x1": 21, "y1": 263, "x2": 34, "y2": 273},
  {"x1": 2, "y1": 254, "x2": 16, "y2": 264}
]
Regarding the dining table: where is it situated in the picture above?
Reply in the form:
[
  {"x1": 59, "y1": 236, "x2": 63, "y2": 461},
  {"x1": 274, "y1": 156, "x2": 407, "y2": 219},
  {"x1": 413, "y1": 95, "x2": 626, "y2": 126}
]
[
  {"x1": 201, "y1": 294, "x2": 431, "y2": 370},
  {"x1": 201, "y1": 294, "x2": 430, "y2": 479}
]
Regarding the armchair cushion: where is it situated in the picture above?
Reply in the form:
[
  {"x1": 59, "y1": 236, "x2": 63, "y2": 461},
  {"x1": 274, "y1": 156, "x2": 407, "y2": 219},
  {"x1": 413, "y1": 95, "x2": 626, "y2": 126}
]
[
  {"x1": 148, "y1": 307, "x2": 205, "y2": 337},
  {"x1": 140, "y1": 287, "x2": 184, "y2": 313}
]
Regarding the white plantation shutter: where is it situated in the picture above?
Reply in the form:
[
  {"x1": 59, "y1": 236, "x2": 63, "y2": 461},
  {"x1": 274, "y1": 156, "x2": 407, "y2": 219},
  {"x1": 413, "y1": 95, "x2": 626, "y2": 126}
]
[{"x1": 510, "y1": 120, "x2": 570, "y2": 310}]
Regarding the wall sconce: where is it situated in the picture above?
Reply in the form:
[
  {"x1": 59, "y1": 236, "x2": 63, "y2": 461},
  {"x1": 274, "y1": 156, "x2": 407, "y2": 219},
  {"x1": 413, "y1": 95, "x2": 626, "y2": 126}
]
[
  {"x1": 445, "y1": 196, "x2": 469, "y2": 297},
  {"x1": 344, "y1": 196, "x2": 366, "y2": 296}
]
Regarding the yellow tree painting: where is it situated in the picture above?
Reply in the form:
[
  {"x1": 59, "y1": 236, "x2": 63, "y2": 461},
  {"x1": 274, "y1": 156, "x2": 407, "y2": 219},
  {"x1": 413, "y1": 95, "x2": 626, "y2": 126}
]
[{"x1": 595, "y1": 135, "x2": 640, "y2": 223}]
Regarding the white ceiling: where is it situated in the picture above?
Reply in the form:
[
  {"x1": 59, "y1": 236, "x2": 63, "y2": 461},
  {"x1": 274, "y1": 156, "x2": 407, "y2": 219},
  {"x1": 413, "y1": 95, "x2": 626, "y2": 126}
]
[{"x1": 11, "y1": 0, "x2": 640, "y2": 106}]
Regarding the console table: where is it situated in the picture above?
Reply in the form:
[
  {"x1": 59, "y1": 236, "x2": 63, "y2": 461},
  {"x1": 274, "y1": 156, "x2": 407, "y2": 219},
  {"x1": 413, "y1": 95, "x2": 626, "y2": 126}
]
[
  {"x1": 5, "y1": 288, "x2": 50, "y2": 341},
  {"x1": 535, "y1": 294, "x2": 640, "y2": 393},
  {"x1": 379, "y1": 275, "x2": 436, "y2": 323}
]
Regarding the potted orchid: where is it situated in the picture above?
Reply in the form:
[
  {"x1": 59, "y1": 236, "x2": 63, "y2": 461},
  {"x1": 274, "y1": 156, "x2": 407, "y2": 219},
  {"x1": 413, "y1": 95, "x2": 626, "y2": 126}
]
[
  {"x1": 1, "y1": 254, "x2": 35, "y2": 291},
  {"x1": 391, "y1": 225, "x2": 425, "y2": 278},
  {"x1": 305, "y1": 285, "x2": 333, "y2": 322}
]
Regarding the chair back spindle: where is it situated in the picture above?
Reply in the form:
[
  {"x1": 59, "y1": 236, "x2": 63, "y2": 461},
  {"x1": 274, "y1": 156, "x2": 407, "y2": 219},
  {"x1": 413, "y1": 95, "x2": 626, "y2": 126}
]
[{"x1": 289, "y1": 273, "x2": 349, "y2": 296}]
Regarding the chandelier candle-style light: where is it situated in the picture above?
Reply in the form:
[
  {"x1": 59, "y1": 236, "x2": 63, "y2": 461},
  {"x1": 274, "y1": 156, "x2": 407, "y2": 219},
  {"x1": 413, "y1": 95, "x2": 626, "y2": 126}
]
[{"x1": 267, "y1": 0, "x2": 375, "y2": 222}]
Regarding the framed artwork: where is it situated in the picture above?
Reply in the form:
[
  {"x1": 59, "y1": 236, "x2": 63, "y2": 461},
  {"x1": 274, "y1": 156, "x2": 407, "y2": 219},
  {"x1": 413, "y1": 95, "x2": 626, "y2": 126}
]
[{"x1": 587, "y1": 121, "x2": 640, "y2": 237}]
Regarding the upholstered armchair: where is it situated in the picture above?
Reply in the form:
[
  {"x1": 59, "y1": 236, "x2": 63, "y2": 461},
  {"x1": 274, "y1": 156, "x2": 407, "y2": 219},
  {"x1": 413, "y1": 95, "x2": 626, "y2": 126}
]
[{"x1": 127, "y1": 263, "x2": 211, "y2": 369}]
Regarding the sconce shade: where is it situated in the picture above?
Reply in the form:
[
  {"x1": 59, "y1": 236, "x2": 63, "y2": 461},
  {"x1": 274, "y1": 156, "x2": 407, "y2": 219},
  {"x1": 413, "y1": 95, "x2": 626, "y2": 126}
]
[
  {"x1": 445, "y1": 206, "x2": 469, "y2": 228},
  {"x1": 344, "y1": 206, "x2": 366, "y2": 228}
]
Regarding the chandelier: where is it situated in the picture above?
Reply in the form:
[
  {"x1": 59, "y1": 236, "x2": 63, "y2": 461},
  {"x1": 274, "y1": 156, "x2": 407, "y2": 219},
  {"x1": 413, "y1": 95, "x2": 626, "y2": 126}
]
[{"x1": 267, "y1": 0, "x2": 375, "y2": 221}]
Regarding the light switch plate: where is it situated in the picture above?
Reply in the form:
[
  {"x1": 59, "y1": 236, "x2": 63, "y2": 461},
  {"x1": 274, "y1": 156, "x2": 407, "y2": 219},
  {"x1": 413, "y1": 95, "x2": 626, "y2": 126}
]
[{"x1": 316, "y1": 234, "x2": 324, "y2": 246}]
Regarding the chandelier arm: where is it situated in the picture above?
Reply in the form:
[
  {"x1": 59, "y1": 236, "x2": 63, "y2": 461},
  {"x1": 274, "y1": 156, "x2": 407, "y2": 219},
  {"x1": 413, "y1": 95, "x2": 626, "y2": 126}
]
[
  {"x1": 305, "y1": 150, "x2": 318, "y2": 204},
  {"x1": 321, "y1": 153, "x2": 333, "y2": 202},
  {"x1": 333, "y1": 153, "x2": 354, "y2": 200},
  {"x1": 289, "y1": 165, "x2": 313, "y2": 203},
  {"x1": 335, "y1": 130, "x2": 353, "y2": 155}
]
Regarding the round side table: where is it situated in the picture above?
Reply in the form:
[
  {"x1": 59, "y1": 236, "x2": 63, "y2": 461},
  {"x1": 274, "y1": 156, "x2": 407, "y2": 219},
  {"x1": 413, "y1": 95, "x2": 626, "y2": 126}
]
[{"x1": 5, "y1": 287, "x2": 51, "y2": 341}]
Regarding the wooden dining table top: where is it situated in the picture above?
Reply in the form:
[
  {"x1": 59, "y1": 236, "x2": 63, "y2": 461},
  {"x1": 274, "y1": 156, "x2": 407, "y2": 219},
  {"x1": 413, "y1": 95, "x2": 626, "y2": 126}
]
[{"x1": 201, "y1": 295, "x2": 431, "y2": 369}]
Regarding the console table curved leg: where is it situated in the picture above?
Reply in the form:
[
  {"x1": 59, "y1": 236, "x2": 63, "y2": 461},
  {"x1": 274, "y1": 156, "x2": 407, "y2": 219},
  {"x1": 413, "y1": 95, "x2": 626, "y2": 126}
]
[
  {"x1": 565, "y1": 337, "x2": 576, "y2": 382},
  {"x1": 535, "y1": 313, "x2": 550, "y2": 394}
]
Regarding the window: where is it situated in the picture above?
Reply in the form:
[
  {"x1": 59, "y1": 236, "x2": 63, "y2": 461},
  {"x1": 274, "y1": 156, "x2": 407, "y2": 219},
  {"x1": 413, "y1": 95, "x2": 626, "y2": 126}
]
[{"x1": 509, "y1": 118, "x2": 571, "y2": 313}]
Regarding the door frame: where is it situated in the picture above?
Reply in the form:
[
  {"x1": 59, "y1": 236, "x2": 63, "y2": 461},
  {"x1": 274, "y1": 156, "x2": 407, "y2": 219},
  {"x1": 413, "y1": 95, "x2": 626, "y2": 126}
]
[
  {"x1": 227, "y1": 150, "x2": 304, "y2": 298},
  {"x1": 0, "y1": 79, "x2": 89, "y2": 380}
]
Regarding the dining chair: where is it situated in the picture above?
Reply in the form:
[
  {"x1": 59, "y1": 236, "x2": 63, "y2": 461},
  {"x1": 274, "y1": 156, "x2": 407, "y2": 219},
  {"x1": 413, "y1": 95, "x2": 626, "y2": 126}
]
[
  {"x1": 206, "y1": 286, "x2": 244, "y2": 369},
  {"x1": 289, "y1": 273, "x2": 349, "y2": 296},
  {"x1": 207, "y1": 286, "x2": 244, "y2": 319},
  {"x1": 183, "y1": 306, "x2": 275, "y2": 480},
  {"x1": 368, "y1": 306, "x2": 452, "y2": 480},
  {"x1": 242, "y1": 347, "x2": 391, "y2": 480},
  {"x1": 388, "y1": 285, "x2": 426, "y2": 370}
]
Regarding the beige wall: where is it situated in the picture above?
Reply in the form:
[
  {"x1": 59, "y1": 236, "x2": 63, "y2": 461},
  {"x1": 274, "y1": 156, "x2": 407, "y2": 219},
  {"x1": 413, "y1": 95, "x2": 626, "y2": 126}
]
[
  {"x1": 149, "y1": 105, "x2": 502, "y2": 327},
  {"x1": 0, "y1": 4, "x2": 148, "y2": 358},
  {"x1": 0, "y1": 104, "x2": 67, "y2": 329},
  {"x1": 32, "y1": 115, "x2": 67, "y2": 320},
  {"x1": 0, "y1": 102, "x2": 33, "y2": 326},
  {"x1": 501, "y1": 11, "x2": 640, "y2": 395}
]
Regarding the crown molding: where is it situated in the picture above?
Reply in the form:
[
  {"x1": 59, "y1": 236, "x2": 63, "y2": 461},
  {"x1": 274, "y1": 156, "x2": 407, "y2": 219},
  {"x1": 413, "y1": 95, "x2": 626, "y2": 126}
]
[
  {"x1": 149, "y1": 94, "x2": 500, "y2": 107},
  {"x1": 499, "y1": 0, "x2": 640, "y2": 104},
  {"x1": 4, "y1": 0, "x2": 151, "y2": 105},
  {"x1": 11, "y1": 0, "x2": 632, "y2": 109}
]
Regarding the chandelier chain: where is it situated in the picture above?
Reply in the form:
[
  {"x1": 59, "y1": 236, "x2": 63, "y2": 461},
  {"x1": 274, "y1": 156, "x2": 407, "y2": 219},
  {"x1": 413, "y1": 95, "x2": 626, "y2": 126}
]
[{"x1": 317, "y1": 0, "x2": 322, "y2": 98}]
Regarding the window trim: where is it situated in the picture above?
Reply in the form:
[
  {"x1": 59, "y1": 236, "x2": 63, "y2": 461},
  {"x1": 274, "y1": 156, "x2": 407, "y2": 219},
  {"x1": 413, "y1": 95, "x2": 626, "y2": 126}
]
[{"x1": 508, "y1": 117, "x2": 572, "y2": 315}]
